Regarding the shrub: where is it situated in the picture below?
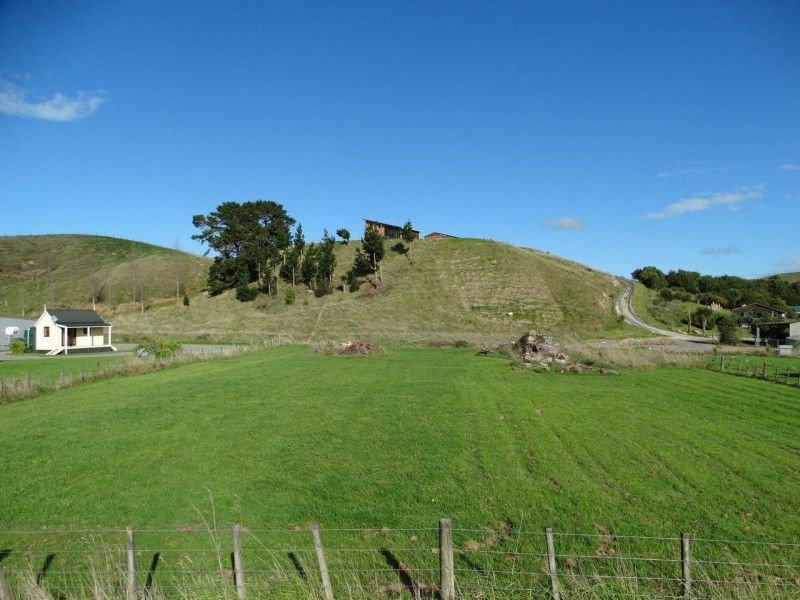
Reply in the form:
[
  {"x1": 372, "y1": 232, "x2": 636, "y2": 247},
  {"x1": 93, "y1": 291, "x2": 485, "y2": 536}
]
[
  {"x1": 659, "y1": 288, "x2": 674, "y2": 301},
  {"x1": 235, "y1": 278, "x2": 258, "y2": 302},
  {"x1": 135, "y1": 338, "x2": 182, "y2": 359},
  {"x1": 285, "y1": 288, "x2": 296, "y2": 305},
  {"x1": 8, "y1": 338, "x2": 29, "y2": 354},
  {"x1": 183, "y1": 294, "x2": 190, "y2": 306},
  {"x1": 314, "y1": 281, "x2": 332, "y2": 297},
  {"x1": 716, "y1": 315, "x2": 738, "y2": 345}
]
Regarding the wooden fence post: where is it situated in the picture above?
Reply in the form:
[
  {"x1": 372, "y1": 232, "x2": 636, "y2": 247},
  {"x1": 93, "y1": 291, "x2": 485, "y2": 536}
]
[
  {"x1": 787, "y1": 368, "x2": 791, "y2": 385},
  {"x1": 762, "y1": 362, "x2": 766, "y2": 378},
  {"x1": 311, "y1": 525, "x2": 334, "y2": 600},
  {"x1": 439, "y1": 518, "x2": 455, "y2": 600},
  {"x1": 680, "y1": 532, "x2": 691, "y2": 599},
  {"x1": 126, "y1": 526, "x2": 136, "y2": 600},
  {"x1": 232, "y1": 524, "x2": 245, "y2": 599},
  {"x1": 545, "y1": 527, "x2": 560, "y2": 600},
  {"x1": 0, "y1": 563, "x2": 10, "y2": 600}
]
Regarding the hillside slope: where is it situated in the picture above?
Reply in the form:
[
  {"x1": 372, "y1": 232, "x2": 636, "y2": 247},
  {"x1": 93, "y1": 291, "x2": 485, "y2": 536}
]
[
  {"x1": 779, "y1": 272, "x2": 800, "y2": 283},
  {"x1": 114, "y1": 238, "x2": 633, "y2": 344},
  {"x1": 0, "y1": 235, "x2": 208, "y2": 317}
]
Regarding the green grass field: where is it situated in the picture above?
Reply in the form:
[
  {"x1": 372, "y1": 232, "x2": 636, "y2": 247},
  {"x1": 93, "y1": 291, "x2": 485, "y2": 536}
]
[
  {"x1": 0, "y1": 353, "x2": 128, "y2": 385},
  {"x1": 1, "y1": 347, "x2": 798, "y2": 597}
]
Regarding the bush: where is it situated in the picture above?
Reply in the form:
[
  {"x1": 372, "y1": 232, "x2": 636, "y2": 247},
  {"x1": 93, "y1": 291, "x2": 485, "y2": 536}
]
[
  {"x1": 314, "y1": 281, "x2": 332, "y2": 297},
  {"x1": 285, "y1": 288, "x2": 296, "y2": 305},
  {"x1": 716, "y1": 315, "x2": 738, "y2": 345},
  {"x1": 8, "y1": 338, "x2": 29, "y2": 354},
  {"x1": 183, "y1": 294, "x2": 190, "y2": 306},
  {"x1": 659, "y1": 288, "x2": 674, "y2": 301},
  {"x1": 235, "y1": 278, "x2": 258, "y2": 302},
  {"x1": 135, "y1": 338, "x2": 182, "y2": 359}
]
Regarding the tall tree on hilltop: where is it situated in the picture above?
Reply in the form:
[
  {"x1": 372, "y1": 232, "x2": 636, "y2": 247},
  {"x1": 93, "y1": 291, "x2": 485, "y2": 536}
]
[
  {"x1": 280, "y1": 223, "x2": 306, "y2": 287},
  {"x1": 362, "y1": 225, "x2": 386, "y2": 282},
  {"x1": 300, "y1": 243, "x2": 319, "y2": 289},
  {"x1": 317, "y1": 230, "x2": 337, "y2": 290},
  {"x1": 336, "y1": 228, "x2": 350, "y2": 245},
  {"x1": 192, "y1": 201, "x2": 295, "y2": 295},
  {"x1": 400, "y1": 220, "x2": 416, "y2": 264}
]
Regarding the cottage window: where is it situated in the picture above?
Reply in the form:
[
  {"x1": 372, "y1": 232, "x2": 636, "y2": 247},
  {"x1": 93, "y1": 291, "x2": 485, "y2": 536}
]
[{"x1": 44, "y1": 326, "x2": 50, "y2": 337}]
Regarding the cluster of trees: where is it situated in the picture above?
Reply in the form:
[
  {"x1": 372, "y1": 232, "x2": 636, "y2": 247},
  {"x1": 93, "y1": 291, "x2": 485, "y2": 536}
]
[
  {"x1": 343, "y1": 220, "x2": 416, "y2": 291},
  {"x1": 192, "y1": 201, "x2": 358, "y2": 301},
  {"x1": 632, "y1": 266, "x2": 800, "y2": 314},
  {"x1": 193, "y1": 201, "x2": 419, "y2": 302}
]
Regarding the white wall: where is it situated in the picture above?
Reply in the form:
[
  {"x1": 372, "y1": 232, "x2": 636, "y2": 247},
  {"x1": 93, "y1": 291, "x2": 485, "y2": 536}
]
[{"x1": 34, "y1": 311, "x2": 61, "y2": 351}]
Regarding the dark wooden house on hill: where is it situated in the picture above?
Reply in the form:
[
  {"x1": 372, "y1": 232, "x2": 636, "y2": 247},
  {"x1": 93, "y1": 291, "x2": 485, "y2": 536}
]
[
  {"x1": 732, "y1": 303, "x2": 787, "y2": 324},
  {"x1": 364, "y1": 219, "x2": 420, "y2": 240}
]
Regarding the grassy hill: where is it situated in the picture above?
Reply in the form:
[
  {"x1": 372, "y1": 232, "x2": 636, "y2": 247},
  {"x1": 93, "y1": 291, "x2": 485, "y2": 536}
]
[
  {"x1": 0, "y1": 347, "x2": 797, "y2": 597},
  {"x1": 114, "y1": 238, "x2": 635, "y2": 344},
  {"x1": 0, "y1": 235, "x2": 209, "y2": 317},
  {"x1": 0, "y1": 234, "x2": 639, "y2": 344},
  {"x1": 779, "y1": 272, "x2": 800, "y2": 283}
]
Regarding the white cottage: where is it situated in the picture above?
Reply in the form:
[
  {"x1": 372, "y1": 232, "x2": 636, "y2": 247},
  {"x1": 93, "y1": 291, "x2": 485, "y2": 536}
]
[{"x1": 34, "y1": 307, "x2": 116, "y2": 355}]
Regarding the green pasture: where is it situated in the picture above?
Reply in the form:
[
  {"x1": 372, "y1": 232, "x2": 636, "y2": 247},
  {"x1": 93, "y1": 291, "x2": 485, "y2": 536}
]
[
  {"x1": 0, "y1": 347, "x2": 798, "y2": 597},
  {"x1": 0, "y1": 353, "x2": 129, "y2": 386}
]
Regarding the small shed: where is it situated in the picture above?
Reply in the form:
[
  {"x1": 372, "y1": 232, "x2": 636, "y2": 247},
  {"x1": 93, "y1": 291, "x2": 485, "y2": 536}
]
[
  {"x1": 0, "y1": 317, "x2": 36, "y2": 348},
  {"x1": 34, "y1": 306, "x2": 116, "y2": 355}
]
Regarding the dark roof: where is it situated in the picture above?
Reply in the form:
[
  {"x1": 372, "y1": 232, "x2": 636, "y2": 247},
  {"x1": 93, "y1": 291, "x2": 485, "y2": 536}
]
[
  {"x1": 47, "y1": 308, "x2": 110, "y2": 327},
  {"x1": 732, "y1": 303, "x2": 785, "y2": 313},
  {"x1": 363, "y1": 219, "x2": 421, "y2": 234}
]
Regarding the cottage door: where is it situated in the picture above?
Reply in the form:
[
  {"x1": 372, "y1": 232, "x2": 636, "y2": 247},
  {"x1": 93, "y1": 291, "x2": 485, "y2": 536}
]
[{"x1": 67, "y1": 328, "x2": 77, "y2": 347}]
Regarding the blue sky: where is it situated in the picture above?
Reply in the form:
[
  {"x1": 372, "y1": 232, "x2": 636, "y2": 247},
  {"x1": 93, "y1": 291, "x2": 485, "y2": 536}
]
[{"x1": 1, "y1": 1, "x2": 798, "y2": 278}]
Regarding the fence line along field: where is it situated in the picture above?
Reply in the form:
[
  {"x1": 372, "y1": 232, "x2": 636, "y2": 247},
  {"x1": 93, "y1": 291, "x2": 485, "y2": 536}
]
[{"x1": 1, "y1": 521, "x2": 798, "y2": 599}]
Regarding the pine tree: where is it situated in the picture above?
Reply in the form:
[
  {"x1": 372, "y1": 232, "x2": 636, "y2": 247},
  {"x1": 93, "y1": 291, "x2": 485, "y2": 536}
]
[{"x1": 362, "y1": 225, "x2": 385, "y2": 282}]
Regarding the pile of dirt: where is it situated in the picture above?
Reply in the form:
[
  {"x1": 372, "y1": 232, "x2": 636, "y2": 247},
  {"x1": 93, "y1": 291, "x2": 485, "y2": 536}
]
[
  {"x1": 513, "y1": 331, "x2": 568, "y2": 367},
  {"x1": 339, "y1": 341, "x2": 378, "y2": 355}
]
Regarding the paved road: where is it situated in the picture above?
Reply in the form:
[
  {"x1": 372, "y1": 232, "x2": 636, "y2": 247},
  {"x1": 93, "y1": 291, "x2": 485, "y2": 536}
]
[{"x1": 615, "y1": 280, "x2": 717, "y2": 351}]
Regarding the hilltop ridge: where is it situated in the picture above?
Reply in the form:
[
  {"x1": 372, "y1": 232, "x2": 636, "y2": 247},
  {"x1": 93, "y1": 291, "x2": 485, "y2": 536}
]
[{"x1": 0, "y1": 235, "x2": 208, "y2": 316}]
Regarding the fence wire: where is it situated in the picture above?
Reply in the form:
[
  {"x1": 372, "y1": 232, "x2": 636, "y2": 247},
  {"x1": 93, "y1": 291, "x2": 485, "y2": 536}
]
[{"x1": 0, "y1": 525, "x2": 798, "y2": 598}]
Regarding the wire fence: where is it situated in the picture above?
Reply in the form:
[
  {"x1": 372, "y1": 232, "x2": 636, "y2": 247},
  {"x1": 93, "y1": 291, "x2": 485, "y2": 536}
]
[
  {"x1": 1, "y1": 522, "x2": 799, "y2": 599},
  {"x1": 0, "y1": 347, "x2": 245, "y2": 403},
  {"x1": 708, "y1": 355, "x2": 800, "y2": 387}
]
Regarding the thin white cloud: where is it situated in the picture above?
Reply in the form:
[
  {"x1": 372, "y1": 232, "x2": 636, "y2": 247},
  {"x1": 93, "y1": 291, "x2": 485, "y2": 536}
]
[
  {"x1": 700, "y1": 244, "x2": 741, "y2": 257},
  {"x1": 0, "y1": 78, "x2": 104, "y2": 122},
  {"x1": 778, "y1": 163, "x2": 800, "y2": 172},
  {"x1": 642, "y1": 186, "x2": 763, "y2": 220},
  {"x1": 547, "y1": 217, "x2": 587, "y2": 231}
]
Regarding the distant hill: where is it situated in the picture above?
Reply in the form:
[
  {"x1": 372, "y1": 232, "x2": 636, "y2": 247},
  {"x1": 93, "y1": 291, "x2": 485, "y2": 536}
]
[
  {"x1": 779, "y1": 272, "x2": 800, "y2": 283},
  {"x1": 112, "y1": 237, "x2": 634, "y2": 345},
  {"x1": 0, "y1": 235, "x2": 208, "y2": 317}
]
